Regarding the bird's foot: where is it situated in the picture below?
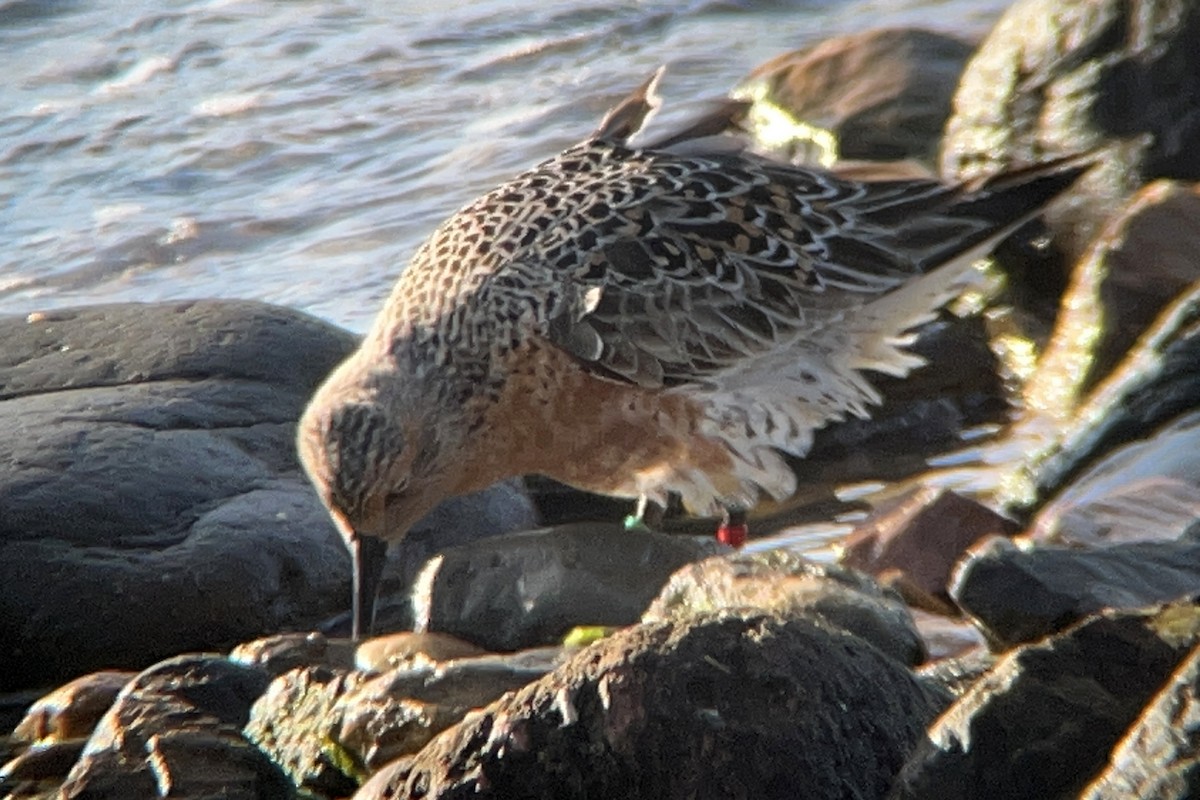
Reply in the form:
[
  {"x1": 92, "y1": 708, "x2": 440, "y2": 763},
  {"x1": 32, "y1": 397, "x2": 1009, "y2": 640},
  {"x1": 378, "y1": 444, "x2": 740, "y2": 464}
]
[{"x1": 716, "y1": 507, "x2": 748, "y2": 548}]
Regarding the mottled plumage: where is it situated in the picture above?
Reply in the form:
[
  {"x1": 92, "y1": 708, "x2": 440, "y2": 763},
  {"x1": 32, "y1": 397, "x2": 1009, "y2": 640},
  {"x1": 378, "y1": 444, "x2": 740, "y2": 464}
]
[{"x1": 298, "y1": 69, "x2": 1089, "y2": 637}]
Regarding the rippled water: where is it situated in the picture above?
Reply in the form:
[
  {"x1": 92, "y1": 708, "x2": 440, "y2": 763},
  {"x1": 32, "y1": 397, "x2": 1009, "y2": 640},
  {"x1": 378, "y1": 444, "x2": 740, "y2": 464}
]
[{"x1": 1, "y1": 0, "x2": 1009, "y2": 331}]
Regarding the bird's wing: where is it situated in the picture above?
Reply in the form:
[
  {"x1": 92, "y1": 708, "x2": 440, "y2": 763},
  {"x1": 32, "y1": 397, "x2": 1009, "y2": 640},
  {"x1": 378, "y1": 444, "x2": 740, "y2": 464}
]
[{"x1": 544, "y1": 151, "x2": 999, "y2": 390}]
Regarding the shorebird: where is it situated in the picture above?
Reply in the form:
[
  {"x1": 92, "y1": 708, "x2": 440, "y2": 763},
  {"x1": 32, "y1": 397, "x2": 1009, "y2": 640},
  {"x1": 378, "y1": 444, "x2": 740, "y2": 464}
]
[{"x1": 298, "y1": 69, "x2": 1089, "y2": 638}]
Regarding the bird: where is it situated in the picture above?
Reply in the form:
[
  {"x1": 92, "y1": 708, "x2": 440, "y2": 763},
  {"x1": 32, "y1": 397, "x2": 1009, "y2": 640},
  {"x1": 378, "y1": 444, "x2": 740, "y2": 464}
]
[{"x1": 297, "y1": 68, "x2": 1090, "y2": 639}]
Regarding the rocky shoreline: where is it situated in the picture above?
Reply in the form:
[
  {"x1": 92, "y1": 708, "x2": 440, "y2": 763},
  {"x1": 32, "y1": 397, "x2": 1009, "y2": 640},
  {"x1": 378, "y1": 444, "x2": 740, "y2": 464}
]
[{"x1": 4, "y1": 0, "x2": 1200, "y2": 797}]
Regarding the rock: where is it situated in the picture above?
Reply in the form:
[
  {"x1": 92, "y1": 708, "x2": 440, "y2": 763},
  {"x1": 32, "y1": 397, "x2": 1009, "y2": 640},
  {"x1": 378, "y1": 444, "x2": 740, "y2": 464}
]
[
  {"x1": 229, "y1": 632, "x2": 356, "y2": 678},
  {"x1": 0, "y1": 300, "x2": 538, "y2": 690},
  {"x1": 891, "y1": 603, "x2": 1200, "y2": 800},
  {"x1": 412, "y1": 523, "x2": 723, "y2": 651},
  {"x1": 243, "y1": 666, "x2": 364, "y2": 798},
  {"x1": 941, "y1": 0, "x2": 1200, "y2": 259},
  {"x1": 645, "y1": 549, "x2": 924, "y2": 666},
  {"x1": 59, "y1": 654, "x2": 290, "y2": 799},
  {"x1": 1023, "y1": 180, "x2": 1200, "y2": 420},
  {"x1": 910, "y1": 609, "x2": 988, "y2": 663},
  {"x1": 1028, "y1": 409, "x2": 1200, "y2": 546},
  {"x1": 917, "y1": 647, "x2": 996, "y2": 699},
  {"x1": 1080, "y1": 640, "x2": 1200, "y2": 798},
  {"x1": 739, "y1": 28, "x2": 974, "y2": 165},
  {"x1": 1, "y1": 738, "x2": 87, "y2": 798},
  {"x1": 365, "y1": 612, "x2": 949, "y2": 800},
  {"x1": 11, "y1": 671, "x2": 133, "y2": 744},
  {"x1": 247, "y1": 648, "x2": 558, "y2": 792},
  {"x1": 841, "y1": 488, "x2": 1019, "y2": 604},
  {"x1": 951, "y1": 535, "x2": 1200, "y2": 648},
  {"x1": 354, "y1": 631, "x2": 487, "y2": 674}
]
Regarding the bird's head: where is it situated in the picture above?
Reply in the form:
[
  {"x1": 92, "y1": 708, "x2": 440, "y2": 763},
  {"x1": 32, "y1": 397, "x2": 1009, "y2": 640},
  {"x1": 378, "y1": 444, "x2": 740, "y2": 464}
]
[{"x1": 297, "y1": 360, "x2": 452, "y2": 637}]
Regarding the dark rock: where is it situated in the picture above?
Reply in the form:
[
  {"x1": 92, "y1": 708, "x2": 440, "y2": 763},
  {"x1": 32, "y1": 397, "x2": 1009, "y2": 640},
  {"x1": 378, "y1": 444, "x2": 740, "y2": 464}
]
[
  {"x1": 645, "y1": 549, "x2": 924, "y2": 666},
  {"x1": 367, "y1": 612, "x2": 949, "y2": 800},
  {"x1": 247, "y1": 649, "x2": 558, "y2": 791},
  {"x1": 1, "y1": 738, "x2": 87, "y2": 798},
  {"x1": 59, "y1": 654, "x2": 290, "y2": 799},
  {"x1": 841, "y1": 487, "x2": 1019, "y2": 604},
  {"x1": 941, "y1": 0, "x2": 1200, "y2": 259},
  {"x1": 412, "y1": 523, "x2": 723, "y2": 651},
  {"x1": 740, "y1": 28, "x2": 974, "y2": 165},
  {"x1": 0, "y1": 300, "x2": 537, "y2": 690},
  {"x1": 243, "y1": 666, "x2": 364, "y2": 798},
  {"x1": 952, "y1": 535, "x2": 1200, "y2": 648},
  {"x1": 891, "y1": 604, "x2": 1200, "y2": 800},
  {"x1": 1081, "y1": 639, "x2": 1200, "y2": 798},
  {"x1": 1028, "y1": 409, "x2": 1200, "y2": 545}
]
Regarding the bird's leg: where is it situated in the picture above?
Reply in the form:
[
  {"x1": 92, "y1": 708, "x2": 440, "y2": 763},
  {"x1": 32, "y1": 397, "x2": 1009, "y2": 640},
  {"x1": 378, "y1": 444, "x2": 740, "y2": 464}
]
[
  {"x1": 716, "y1": 505, "x2": 748, "y2": 548},
  {"x1": 351, "y1": 533, "x2": 388, "y2": 640},
  {"x1": 624, "y1": 494, "x2": 665, "y2": 531}
]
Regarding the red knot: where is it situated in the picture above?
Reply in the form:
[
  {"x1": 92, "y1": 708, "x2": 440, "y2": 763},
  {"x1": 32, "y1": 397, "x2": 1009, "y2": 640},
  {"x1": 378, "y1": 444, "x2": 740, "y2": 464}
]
[{"x1": 297, "y1": 69, "x2": 1091, "y2": 638}]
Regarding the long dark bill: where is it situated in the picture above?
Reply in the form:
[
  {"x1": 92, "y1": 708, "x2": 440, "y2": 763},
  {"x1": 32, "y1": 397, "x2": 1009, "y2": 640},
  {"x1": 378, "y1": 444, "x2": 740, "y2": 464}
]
[{"x1": 351, "y1": 533, "x2": 388, "y2": 640}]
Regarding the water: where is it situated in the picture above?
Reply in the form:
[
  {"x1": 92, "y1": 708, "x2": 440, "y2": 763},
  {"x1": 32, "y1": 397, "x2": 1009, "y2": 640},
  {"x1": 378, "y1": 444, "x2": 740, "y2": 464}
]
[{"x1": 1, "y1": 0, "x2": 1010, "y2": 332}]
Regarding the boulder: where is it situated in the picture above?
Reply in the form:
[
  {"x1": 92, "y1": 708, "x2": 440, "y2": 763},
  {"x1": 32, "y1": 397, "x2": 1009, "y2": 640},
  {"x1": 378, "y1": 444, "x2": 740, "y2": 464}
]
[
  {"x1": 891, "y1": 604, "x2": 1200, "y2": 799},
  {"x1": 58, "y1": 654, "x2": 290, "y2": 799},
  {"x1": 645, "y1": 549, "x2": 924, "y2": 666},
  {"x1": 1080, "y1": 640, "x2": 1200, "y2": 799},
  {"x1": 411, "y1": 523, "x2": 723, "y2": 651},
  {"x1": 362, "y1": 612, "x2": 949, "y2": 800},
  {"x1": 941, "y1": 0, "x2": 1200, "y2": 259},
  {"x1": 0, "y1": 300, "x2": 537, "y2": 690},
  {"x1": 739, "y1": 28, "x2": 974, "y2": 165},
  {"x1": 951, "y1": 535, "x2": 1200, "y2": 649}
]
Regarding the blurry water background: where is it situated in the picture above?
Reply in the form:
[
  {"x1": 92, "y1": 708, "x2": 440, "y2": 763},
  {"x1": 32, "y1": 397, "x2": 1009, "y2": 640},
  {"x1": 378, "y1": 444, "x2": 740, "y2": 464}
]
[{"x1": 1, "y1": 0, "x2": 1011, "y2": 332}]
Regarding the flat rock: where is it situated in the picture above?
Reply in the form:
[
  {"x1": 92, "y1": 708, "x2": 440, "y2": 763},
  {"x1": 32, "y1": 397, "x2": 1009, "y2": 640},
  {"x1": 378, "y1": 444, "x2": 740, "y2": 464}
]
[
  {"x1": 841, "y1": 487, "x2": 1019, "y2": 605},
  {"x1": 0, "y1": 300, "x2": 536, "y2": 690},
  {"x1": 362, "y1": 612, "x2": 949, "y2": 800},
  {"x1": 1081, "y1": 640, "x2": 1200, "y2": 799},
  {"x1": 59, "y1": 654, "x2": 290, "y2": 800},
  {"x1": 411, "y1": 523, "x2": 724, "y2": 651},
  {"x1": 740, "y1": 27, "x2": 973, "y2": 165},
  {"x1": 10, "y1": 671, "x2": 133, "y2": 745},
  {"x1": 891, "y1": 603, "x2": 1200, "y2": 800},
  {"x1": 1028, "y1": 409, "x2": 1200, "y2": 546},
  {"x1": 645, "y1": 549, "x2": 924, "y2": 666},
  {"x1": 951, "y1": 535, "x2": 1200, "y2": 648}
]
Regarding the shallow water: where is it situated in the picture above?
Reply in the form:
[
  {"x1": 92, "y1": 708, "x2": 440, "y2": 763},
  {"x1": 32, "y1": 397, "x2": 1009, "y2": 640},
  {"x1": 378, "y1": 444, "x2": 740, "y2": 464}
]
[{"x1": 2, "y1": 0, "x2": 1010, "y2": 331}]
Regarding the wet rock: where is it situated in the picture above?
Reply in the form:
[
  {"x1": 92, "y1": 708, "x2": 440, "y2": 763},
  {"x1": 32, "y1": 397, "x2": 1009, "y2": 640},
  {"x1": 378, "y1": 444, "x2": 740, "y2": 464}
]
[
  {"x1": 229, "y1": 632, "x2": 356, "y2": 678},
  {"x1": 951, "y1": 535, "x2": 1200, "y2": 649},
  {"x1": 916, "y1": 646, "x2": 996, "y2": 699},
  {"x1": 412, "y1": 523, "x2": 723, "y2": 652},
  {"x1": 841, "y1": 487, "x2": 1019, "y2": 605},
  {"x1": 247, "y1": 649, "x2": 558, "y2": 793},
  {"x1": 354, "y1": 631, "x2": 487, "y2": 674},
  {"x1": 941, "y1": 0, "x2": 1200, "y2": 259},
  {"x1": 645, "y1": 549, "x2": 923, "y2": 666},
  {"x1": 244, "y1": 666, "x2": 364, "y2": 798},
  {"x1": 739, "y1": 28, "x2": 973, "y2": 165},
  {"x1": 892, "y1": 604, "x2": 1200, "y2": 800},
  {"x1": 367, "y1": 612, "x2": 949, "y2": 800},
  {"x1": 59, "y1": 653, "x2": 289, "y2": 800},
  {"x1": 910, "y1": 609, "x2": 988, "y2": 663},
  {"x1": 1028, "y1": 409, "x2": 1200, "y2": 546},
  {"x1": 1081, "y1": 640, "x2": 1200, "y2": 798},
  {"x1": 0, "y1": 300, "x2": 537, "y2": 690},
  {"x1": 1, "y1": 738, "x2": 87, "y2": 798},
  {"x1": 11, "y1": 671, "x2": 133, "y2": 744},
  {"x1": 1023, "y1": 180, "x2": 1200, "y2": 420}
]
